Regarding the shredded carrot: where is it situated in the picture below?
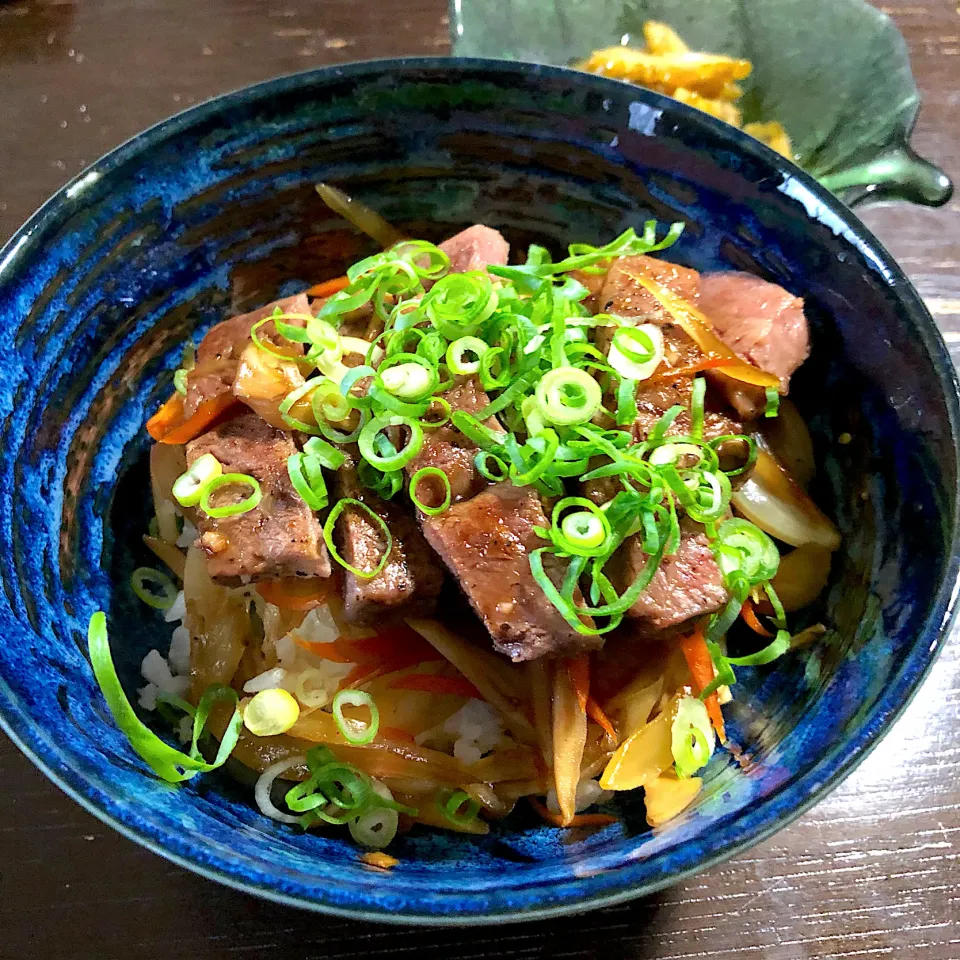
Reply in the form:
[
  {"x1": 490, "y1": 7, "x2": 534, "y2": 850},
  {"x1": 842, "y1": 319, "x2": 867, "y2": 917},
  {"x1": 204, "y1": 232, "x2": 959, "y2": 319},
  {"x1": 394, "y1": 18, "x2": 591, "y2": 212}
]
[
  {"x1": 586, "y1": 697, "x2": 617, "y2": 742},
  {"x1": 306, "y1": 275, "x2": 350, "y2": 298},
  {"x1": 566, "y1": 654, "x2": 590, "y2": 714},
  {"x1": 377, "y1": 726, "x2": 416, "y2": 745},
  {"x1": 292, "y1": 636, "x2": 353, "y2": 663},
  {"x1": 146, "y1": 392, "x2": 239, "y2": 444},
  {"x1": 680, "y1": 626, "x2": 726, "y2": 742},
  {"x1": 256, "y1": 578, "x2": 335, "y2": 611},
  {"x1": 338, "y1": 625, "x2": 443, "y2": 669},
  {"x1": 740, "y1": 598, "x2": 773, "y2": 638},
  {"x1": 644, "y1": 356, "x2": 739, "y2": 384},
  {"x1": 338, "y1": 662, "x2": 384, "y2": 690},
  {"x1": 529, "y1": 797, "x2": 618, "y2": 829},
  {"x1": 390, "y1": 674, "x2": 484, "y2": 700}
]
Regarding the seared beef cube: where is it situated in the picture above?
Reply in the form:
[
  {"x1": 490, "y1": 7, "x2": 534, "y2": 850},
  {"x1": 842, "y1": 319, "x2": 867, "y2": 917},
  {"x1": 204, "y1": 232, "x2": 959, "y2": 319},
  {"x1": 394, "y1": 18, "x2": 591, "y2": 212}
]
[
  {"x1": 440, "y1": 225, "x2": 509, "y2": 274},
  {"x1": 406, "y1": 376, "x2": 503, "y2": 505},
  {"x1": 186, "y1": 414, "x2": 330, "y2": 583},
  {"x1": 335, "y1": 456, "x2": 444, "y2": 623},
  {"x1": 422, "y1": 483, "x2": 599, "y2": 662},
  {"x1": 622, "y1": 520, "x2": 728, "y2": 634},
  {"x1": 184, "y1": 293, "x2": 309, "y2": 417}
]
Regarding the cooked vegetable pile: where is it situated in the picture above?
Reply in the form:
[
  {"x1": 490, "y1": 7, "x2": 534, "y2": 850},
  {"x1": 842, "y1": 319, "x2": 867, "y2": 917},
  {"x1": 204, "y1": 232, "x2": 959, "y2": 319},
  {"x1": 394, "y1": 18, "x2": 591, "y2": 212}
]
[{"x1": 90, "y1": 205, "x2": 840, "y2": 852}]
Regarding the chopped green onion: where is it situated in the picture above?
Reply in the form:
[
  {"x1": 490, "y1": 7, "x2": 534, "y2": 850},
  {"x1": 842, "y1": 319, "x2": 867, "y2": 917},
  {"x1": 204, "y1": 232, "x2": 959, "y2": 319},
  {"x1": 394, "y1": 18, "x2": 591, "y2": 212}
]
[
  {"x1": 474, "y1": 451, "x2": 509, "y2": 482},
  {"x1": 324, "y1": 498, "x2": 393, "y2": 579},
  {"x1": 302, "y1": 437, "x2": 347, "y2": 471},
  {"x1": 243, "y1": 688, "x2": 300, "y2": 737},
  {"x1": 608, "y1": 324, "x2": 664, "y2": 381},
  {"x1": 349, "y1": 799, "x2": 399, "y2": 848},
  {"x1": 535, "y1": 367, "x2": 603, "y2": 426},
  {"x1": 438, "y1": 789, "x2": 481, "y2": 828},
  {"x1": 198, "y1": 473, "x2": 263, "y2": 519},
  {"x1": 671, "y1": 695, "x2": 715, "y2": 778},
  {"x1": 422, "y1": 272, "x2": 498, "y2": 339},
  {"x1": 287, "y1": 452, "x2": 329, "y2": 511},
  {"x1": 712, "y1": 518, "x2": 780, "y2": 587},
  {"x1": 691, "y1": 377, "x2": 706, "y2": 440},
  {"x1": 358, "y1": 461, "x2": 403, "y2": 500},
  {"x1": 172, "y1": 453, "x2": 222, "y2": 507},
  {"x1": 409, "y1": 467, "x2": 452, "y2": 515},
  {"x1": 381, "y1": 361, "x2": 435, "y2": 400},
  {"x1": 358, "y1": 415, "x2": 423, "y2": 472},
  {"x1": 87, "y1": 612, "x2": 242, "y2": 783},
  {"x1": 131, "y1": 567, "x2": 178, "y2": 611},
  {"x1": 446, "y1": 336, "x2": 489, "y2": 375},
  {"x1": 724, "y1": 629, "x2": 791, "y2": 666},
  {"x1": 333, "y1": 689, "x2": 380, "y2": 745},
  {"x1": 765, "y1": 386, "x2": 781, "y2": 418}
]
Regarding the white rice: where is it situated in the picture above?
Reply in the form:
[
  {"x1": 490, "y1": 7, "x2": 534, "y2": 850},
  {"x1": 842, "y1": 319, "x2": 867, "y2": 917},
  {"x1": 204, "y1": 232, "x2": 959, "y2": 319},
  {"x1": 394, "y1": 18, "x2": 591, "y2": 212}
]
[
  {"x1": 176, "y1": 519, "x2": 199, "y2": 549},
  {"x1": 243, "y1": 667, "x2": 289, "y2": 694},
  {"x1": 163, "y1": 590, "x2": 186, "y2": 623}
]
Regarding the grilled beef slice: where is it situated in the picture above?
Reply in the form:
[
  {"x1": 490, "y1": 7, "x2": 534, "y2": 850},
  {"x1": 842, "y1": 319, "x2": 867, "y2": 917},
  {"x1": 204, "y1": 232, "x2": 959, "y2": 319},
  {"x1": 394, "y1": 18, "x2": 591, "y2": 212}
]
[
  {"x1": 186, "y1": 413, "x2": 330, "y2": 583},
  {"x1": 422, "y1": 482, "x2": 599, "y2": 662},
  {"x1": 622, "y1": 519, "x2": 729, "y2": 634},
  {"x1": 184, "y1": 293, "x2": 310, "y2": 417},
  {"x1": 335, "y1": 453, "x2": 445, "y2": 623},
  {"x1": 405, "y1": 375, "x2": 504, "y2": 505}
]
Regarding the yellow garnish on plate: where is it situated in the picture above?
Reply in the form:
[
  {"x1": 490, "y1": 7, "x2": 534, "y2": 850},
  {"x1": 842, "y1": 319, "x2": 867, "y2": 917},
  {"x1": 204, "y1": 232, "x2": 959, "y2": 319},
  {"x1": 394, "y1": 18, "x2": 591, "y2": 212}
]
[{"x1": 579, "y1": 21, "x2": 794, "y2": 160}]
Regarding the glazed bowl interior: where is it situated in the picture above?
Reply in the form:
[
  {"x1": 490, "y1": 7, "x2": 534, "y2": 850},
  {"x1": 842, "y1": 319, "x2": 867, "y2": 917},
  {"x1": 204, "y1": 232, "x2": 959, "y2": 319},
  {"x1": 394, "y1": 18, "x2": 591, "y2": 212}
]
[{"x1": 0, "y1": 59, "x2": 956, "y2": 922}]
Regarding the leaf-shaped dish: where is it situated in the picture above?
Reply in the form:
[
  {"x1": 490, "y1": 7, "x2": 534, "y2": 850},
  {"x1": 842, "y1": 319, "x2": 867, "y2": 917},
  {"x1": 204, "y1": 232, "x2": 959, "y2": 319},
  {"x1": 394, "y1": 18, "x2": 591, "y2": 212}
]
[{"x1": 449, "y1": 0, "x2": 953, "y2": 208}]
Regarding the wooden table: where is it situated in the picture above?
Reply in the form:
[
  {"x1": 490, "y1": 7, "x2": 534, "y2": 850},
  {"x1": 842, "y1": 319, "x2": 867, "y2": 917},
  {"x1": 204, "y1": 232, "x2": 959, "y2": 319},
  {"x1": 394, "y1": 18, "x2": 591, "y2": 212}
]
[{"x1": 0, "y1": 1, "x2": 957, "y2": 956}]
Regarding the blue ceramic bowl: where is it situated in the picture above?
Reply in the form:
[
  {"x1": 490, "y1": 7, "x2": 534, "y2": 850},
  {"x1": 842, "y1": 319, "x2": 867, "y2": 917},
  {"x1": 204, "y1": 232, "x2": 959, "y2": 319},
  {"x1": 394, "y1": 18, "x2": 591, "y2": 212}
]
[{"x1": 0, "y1": 58, "x2": 957, "y2": 923}]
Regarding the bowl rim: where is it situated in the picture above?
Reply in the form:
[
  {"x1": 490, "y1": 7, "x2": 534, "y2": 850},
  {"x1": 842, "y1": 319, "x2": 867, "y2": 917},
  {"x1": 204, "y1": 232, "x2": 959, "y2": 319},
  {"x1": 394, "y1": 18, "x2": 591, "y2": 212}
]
[{"x1": 1, "y1": 55, "x2": 959, "y2": 925}]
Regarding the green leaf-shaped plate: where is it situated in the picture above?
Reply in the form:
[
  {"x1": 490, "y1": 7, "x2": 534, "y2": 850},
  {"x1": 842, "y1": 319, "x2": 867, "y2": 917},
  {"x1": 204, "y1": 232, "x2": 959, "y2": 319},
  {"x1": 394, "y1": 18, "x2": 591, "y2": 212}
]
[{"x1": 450, "y1": 0, "x2": 953, "y2": 208}]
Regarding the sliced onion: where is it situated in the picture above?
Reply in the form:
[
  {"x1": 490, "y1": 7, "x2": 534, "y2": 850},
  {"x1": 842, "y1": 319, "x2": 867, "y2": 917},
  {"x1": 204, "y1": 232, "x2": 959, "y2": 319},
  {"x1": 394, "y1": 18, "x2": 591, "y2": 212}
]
[
  {"x1": 732, "y1": 449, "x2": 841, "y2": 550},
  {"x1": 254, "y1": 755, "x2": 306, "y2": 825},
  {"x1": 759, "y1": 398, "x2": 815, "y2": 489},
  {"x1": 768, "y1": 545, "x2": 833, "y2": 612},
  {"x1": 315, "y1": 183, "x2": 403, "y2": 248}
]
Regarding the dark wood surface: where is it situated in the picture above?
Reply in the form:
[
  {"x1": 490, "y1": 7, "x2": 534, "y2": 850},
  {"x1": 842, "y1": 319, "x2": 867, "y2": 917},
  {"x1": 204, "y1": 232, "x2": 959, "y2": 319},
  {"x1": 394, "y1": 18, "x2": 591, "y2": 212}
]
[{"x1": 0, "y1": 1, "x2": 958, "y2": 956}]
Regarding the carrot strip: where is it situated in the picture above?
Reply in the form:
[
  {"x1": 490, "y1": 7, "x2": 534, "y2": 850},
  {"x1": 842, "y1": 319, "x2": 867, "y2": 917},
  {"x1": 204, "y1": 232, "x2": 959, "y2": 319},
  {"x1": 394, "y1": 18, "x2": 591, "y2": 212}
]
[
  {"x1": 390, "y1": 674, "x2": 484, "y2": 700},
  {"x1": 528, "y1": 797, "x2": 618, "y2": 829},
  {"x1": 293, "y1": 637, "x2": 353, "y2": 663},
  {"x1": 338, "y1": 662, "x2": 385, "y2": 690},
  {"x1": 680, "y1": 625, "x2": 726, "y2": 742},
  {"x1": 256, "y1": 578, "x2": 335, "y2": 611},
  {"x1": 586, "y1": 697, "x2": 617, "y2": 742},
  {"x1": 566, "y1": 654, "x2": 590, "y2": 714},
  {"x1": 146, "y1": 392, "x2": 239, "y2": 444},
  {"x1": 740, "y1": 598, "x2": 774, "y2": 638},
  {"x1": 306, "y1": 275, "x2": 350, "y2": 298},
  {"x1": 645, "y1": 356, "x2": 739, "y2": 384}
]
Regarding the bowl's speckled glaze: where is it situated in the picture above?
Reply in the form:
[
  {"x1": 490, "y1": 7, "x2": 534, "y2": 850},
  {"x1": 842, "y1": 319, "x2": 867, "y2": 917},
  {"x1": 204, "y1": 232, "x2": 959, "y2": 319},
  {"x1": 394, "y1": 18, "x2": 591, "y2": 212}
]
[{"x1": 0, "y1": 58, "x2": 957, "y2": 923}]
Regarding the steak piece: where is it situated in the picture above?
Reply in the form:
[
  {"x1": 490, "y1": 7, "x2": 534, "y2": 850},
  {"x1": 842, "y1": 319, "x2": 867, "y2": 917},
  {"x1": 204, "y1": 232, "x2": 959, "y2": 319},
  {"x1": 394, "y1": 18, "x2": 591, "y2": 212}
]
[
  {"x1": 698, "y1": 272, "x2": 809, "y2": 390},
  {"x1": 622, "y1": 520, "x2": 728, "y2": 634},
  {"x1": 186, "y1": 414, "x2": 330, "y2": 583},
  {"x1": 335, "y1": 454, "x2": 445, "y2": 623},
  {"x1": 184, "y1": 293, "x2": 310, "y2": 417},
  {"x1": 596, "y1": 254, "x2": 701, "y2": 353},
  {"x1": 439, "y1": 225, "x2": 510, "y2": 274},
  {"x1": 422, "y1": 483, "x2": 599, "y2": 661},
  {"x1": 405, "y1": 376, "x2": 503, "y2": 505}
]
